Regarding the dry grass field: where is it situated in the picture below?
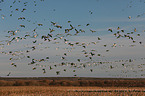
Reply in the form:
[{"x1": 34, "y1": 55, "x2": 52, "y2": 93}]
[
  {"x1": 0, "y1": 86, "x2": 145, "y2": 96},
  {"x1": 0, "y1": 77, "x2": 145, "y2": 96}
]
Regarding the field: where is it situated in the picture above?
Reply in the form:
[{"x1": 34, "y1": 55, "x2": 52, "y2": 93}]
[
  {"x1": 0, "y1": 77, "x2": 145, "y2": 96},
  {"x1": 0, "y1": 86, "x2": 145, "y2": 96}
]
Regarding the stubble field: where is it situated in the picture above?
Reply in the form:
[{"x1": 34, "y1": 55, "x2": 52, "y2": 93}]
[
  {"x1": 0, "y1": 86, "x2": 145, "y2": 96},
  {"x1": 0, "y1": 77, "x2": 145, "y2": 96}
]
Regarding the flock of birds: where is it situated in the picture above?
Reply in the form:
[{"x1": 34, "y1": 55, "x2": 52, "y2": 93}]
[{"x1": 0, "y1": 0, "x2": 145, "y2": 77}]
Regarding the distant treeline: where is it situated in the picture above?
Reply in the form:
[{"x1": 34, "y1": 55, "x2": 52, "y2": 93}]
[{"x1": 0, "y1": 79, "x2": 145, "y2": 87}]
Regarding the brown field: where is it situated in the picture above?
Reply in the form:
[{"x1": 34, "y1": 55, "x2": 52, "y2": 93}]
[
  {"x1": 0, "y1": 86, "x2": 145, "y2": 96},
  {"x1": 0, "y1": 77, "x2": 145, "y2": 87},
  {"x1": 0, "y1": 77, "x2": 145, "y2": 96}
]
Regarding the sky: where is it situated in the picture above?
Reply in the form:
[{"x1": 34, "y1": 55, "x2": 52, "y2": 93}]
[{"x1": 0, "y1": 0, "x2": 145, "y2": 78}]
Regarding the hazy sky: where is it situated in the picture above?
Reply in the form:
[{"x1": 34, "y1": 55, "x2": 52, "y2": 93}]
[{"x1": 0, "y1": 0, "x2": 145, "y2": 77}]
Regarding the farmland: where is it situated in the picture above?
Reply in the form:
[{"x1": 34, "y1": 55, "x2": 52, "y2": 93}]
[
  {"x1": 0, "y1": 86, "x2": 145, "y2": 96},
  {"x1": 0, "y1": 77, "x2": 145, "y2": 87},
  {"x1": 0, "y1": 77, "x2": 145, "y2": 96}
]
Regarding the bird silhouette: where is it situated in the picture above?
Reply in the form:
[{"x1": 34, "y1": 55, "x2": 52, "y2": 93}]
[{"x1": 7, "y1": 72, "x2": 11, "y2": 76}]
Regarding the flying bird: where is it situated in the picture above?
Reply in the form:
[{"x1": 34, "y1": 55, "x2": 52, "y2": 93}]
[{"x1": 7, "y1": 72, "x2": 11, "y2": 76}]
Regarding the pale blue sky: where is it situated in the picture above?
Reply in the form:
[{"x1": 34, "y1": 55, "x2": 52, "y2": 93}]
[{"x1": 0, "y1": 0, "x2": 145, "y2": 77}]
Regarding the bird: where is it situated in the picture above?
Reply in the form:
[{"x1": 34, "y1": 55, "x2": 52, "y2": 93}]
[
  {"x1": 108, "y1": 28, "x2": 113, "y2": 32},
  {"x1": 77, "y1": 59, "x2": 81, "y2": 62},
  {"x1": 18, "y1": 17, "x2": 25, "y2": 20},
  {"x1": 128, "y1": 16, "x2": 131, "y2": 19},
  {"x1": 38, "y1": 23, "x2": 43, "y2": 26},
  {"x1": 98, "y1": 37, "x2": 101, "y2": 40},
  {"x1": 89, "y1": 11, "x2": 93, "y2": 14},
  {"x1": 56, "y1": 71, "x2": 60, "y2": 75},
  {"x1": 20, "y1": 24, "x2": 25, "y2": 28},
  {"x1": 7, "y1": 72, "x2": 11, "y2": 76},
  {"x1": 68, "y1": 21, "x2": 71, "y2": 23},
  {"x1": 90, "y1": 29, "x2": 96, "y2": 33},
  {"x1": 90, "y1": 69, "x2": 93, "y2": 72},
  {"x1": 42, "y1": 68, "x2": 46, "y2": 73},
  {"x1": 86, "y1": 23, "x2": 90, "y2": 26},
  {"x1": 33, "y1": 67, "x2": 36, "y2": 70}
]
